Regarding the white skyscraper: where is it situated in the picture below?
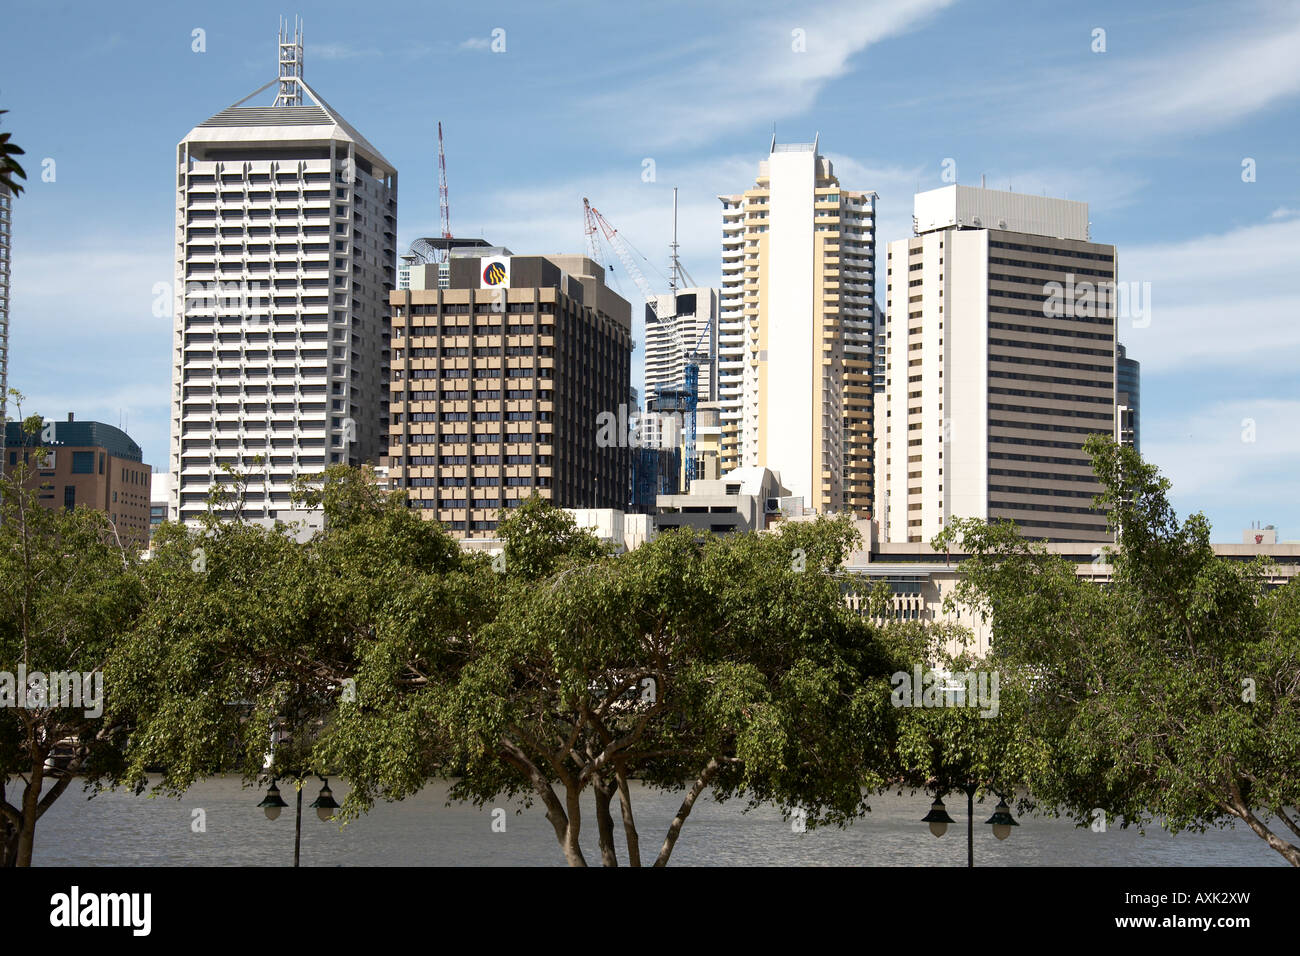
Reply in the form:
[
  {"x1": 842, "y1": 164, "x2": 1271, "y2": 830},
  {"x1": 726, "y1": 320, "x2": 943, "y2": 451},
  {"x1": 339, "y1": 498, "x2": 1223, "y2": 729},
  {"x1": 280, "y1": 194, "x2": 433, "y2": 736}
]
[
  {"x1": 169, "y1": 23, "x2": 397, "y2": 523},
  {"x1": 717, "y1": 138, "x2": 876, "y2": 513},
  {"x1": 875, "y1": 185, "x2": 1116, "y2": 544}
]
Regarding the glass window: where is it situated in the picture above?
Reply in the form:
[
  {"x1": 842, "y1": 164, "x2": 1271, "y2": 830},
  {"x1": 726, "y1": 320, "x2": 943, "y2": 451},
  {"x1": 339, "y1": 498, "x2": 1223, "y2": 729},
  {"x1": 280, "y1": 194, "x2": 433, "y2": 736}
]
[{"x1": 72, "y1": 451, "x2": 95, "y2": 474}]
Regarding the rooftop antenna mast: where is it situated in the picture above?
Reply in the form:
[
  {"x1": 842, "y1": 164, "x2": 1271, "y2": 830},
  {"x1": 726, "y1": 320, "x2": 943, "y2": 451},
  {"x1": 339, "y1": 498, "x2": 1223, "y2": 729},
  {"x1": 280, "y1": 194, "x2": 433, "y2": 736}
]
[
  {"x1": 438, "y1": 122, "x2": 452, "y2": 240},
  {"x1": 275, "y1": 16, "x2": 304, "y2": 106},
  {"x1": 669, "y1": 187, "x2": 681, "y2": 295}
]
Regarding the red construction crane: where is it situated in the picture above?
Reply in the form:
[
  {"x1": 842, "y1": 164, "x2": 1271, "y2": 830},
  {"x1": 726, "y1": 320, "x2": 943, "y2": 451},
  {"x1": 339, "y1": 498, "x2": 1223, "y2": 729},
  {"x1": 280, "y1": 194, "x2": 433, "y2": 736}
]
[{"x1": 438, "y1": 122, "x2": 451, "y2": 240}]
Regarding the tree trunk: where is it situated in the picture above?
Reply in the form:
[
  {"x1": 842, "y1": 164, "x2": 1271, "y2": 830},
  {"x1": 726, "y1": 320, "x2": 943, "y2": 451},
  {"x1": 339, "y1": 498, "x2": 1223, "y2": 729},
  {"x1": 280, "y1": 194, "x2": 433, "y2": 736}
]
[
  {"x1": 0, "y1": 820, "x2": 18, "y2": 868},
  {"x1": 1235, "y1": 803, "x2": 1300, "y2": 867},
  {"x1": 614, "y1": 760, "x2": 641, "y2": 867},
  {"x1": 653, "y1": 757, "x2": 720, "y2": 867},
  {"x1": 17, "y1": 778, "x2": 40, "y2": 867},
  {"x1": 562, "y1": 785, "x2": 587, "y2": 867},
  {"x1": 593, "y1": 778, "x2": 619, "y2": 867}
]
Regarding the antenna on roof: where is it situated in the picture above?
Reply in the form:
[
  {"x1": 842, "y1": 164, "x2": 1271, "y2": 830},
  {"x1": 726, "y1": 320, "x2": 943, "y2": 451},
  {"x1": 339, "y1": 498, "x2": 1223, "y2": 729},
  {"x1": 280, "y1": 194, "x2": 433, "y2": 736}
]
[
  {"x1": 670, "y1": 187, "x2": 680, "y2": 295},
  {"x1": 275, "y1": 15, "x2": 304, "y2": 106}
]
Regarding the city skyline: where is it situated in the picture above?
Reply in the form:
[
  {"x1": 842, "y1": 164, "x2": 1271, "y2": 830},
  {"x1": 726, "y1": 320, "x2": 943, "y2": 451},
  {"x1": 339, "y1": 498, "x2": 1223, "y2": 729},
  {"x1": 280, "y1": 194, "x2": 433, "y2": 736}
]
[{"x1": 1, "y1": 0, "x2": 1297, "y2": 538}]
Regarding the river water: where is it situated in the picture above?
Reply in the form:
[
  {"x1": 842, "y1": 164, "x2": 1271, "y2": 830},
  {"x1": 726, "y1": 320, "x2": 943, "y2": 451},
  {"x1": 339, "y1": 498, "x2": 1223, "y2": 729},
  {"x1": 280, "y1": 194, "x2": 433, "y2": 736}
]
[{"x1": 10, "y1": 776, "x2": 1288, "y2": 866}]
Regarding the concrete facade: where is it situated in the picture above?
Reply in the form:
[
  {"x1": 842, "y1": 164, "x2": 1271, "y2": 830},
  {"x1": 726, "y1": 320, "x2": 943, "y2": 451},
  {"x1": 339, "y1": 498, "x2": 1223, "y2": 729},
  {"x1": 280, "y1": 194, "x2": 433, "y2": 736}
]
[
  {"x1": 388, "y1": 254, "x2": 632, "y2": 537},
  {"x1": 4, "y1": 417, "x2": 152, "y2": 548},
  {"x1": 717, "y1": 140, "x2": 877, "y2": 515},
  {"x1": 169, "y1": 73, "x2": 397, "y2": 524},
  {"x1": 876, "y1": 185, "x2": 1117, "y2": 544},
  {"x1": 645, "y1": 287, "x2": 719, "y2": 407},
  {"x1": 655, "y1": 466, "x2": 789, "y2": 535}
]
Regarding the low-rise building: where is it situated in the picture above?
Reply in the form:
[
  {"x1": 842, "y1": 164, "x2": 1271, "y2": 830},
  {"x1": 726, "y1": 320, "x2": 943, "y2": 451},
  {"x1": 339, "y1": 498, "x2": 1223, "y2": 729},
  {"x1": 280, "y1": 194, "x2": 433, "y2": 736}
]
[
  {"x1": 4, "y1": 415, "x2": 152, "y2": 548},
  {"x1": 655, "y1": 466, "x2": 792, "y2": 535}
]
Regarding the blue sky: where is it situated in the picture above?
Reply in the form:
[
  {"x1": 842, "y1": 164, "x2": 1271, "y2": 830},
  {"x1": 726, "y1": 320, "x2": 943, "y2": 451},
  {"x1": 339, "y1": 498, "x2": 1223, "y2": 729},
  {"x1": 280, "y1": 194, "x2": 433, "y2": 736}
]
[{"x1": 2, "y1": 0, "x2": 1297, "y2": 540}]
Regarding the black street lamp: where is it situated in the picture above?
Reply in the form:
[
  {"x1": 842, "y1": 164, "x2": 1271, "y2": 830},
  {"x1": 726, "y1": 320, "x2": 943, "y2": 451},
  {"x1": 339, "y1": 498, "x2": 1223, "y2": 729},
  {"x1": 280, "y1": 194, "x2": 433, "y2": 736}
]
[
  {"x1": 921, "y1": 783, "x2": 1018, "y2": 866},
  {"x1": 257, "y1": 780, "x2": 288, "y2": 821},
  {"x1": 985, "y1": 796, "x2": 1020, "y2": 842},
  {"x1": 258, "y1": 776, "x2": 338, "y2": 866},
  {"x1": 309, "y1": 779, "x2": 340, "y2": 822}
]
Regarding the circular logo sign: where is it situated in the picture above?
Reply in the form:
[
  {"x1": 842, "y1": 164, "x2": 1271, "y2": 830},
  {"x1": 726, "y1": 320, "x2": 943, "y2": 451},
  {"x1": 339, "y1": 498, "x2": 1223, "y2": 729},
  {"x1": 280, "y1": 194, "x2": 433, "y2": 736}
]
[{"x1": 483, "y1": 261, "x2": 507, "y2": 286}]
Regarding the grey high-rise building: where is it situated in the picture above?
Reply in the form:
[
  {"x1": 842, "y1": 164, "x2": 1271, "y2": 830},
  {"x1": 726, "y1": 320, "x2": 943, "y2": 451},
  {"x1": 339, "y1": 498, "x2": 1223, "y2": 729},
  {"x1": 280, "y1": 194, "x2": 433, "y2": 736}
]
[
  {"x1": 1117, "y1": 342, "x2": 1140, "y2": 454},
  {"x1": 0, "y1": 184, "x2": 11, "y2": 422}
]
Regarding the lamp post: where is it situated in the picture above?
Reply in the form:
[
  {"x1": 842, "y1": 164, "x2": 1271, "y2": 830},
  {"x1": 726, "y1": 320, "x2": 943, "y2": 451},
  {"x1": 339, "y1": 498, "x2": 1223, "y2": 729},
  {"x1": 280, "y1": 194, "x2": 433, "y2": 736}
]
[
  {"x1": 258, "y1": 776, "x2": 339, "y2": 866},
  {"x1": 921, "y1": 783, "x2": 1018, "y2": 866}
]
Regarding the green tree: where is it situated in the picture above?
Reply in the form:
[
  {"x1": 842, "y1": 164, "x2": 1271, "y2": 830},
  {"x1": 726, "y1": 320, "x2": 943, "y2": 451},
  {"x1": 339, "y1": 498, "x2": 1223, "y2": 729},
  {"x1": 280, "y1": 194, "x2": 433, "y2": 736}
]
[
  {"x1": 889, "y1": 625, "x2": 1042, "y2": 857},
  {"x1": 494, "y1": 494, "x2": 609, "y2": 579},
  {"x1": 110, "y1": 465, "x2": 467, "y2": 798},
  {"x1": 934, "y1": 434, "x2": 1300, "y2": 866},
  {"x1": 0, "y1": 399, "x2": 143, "y2": 865},
  {"x1": 0, "y1": 107, "x2": 26, "y2": 196},
  {"x1": 324, "y1": 508, "x2": 902, "y2": 866}
]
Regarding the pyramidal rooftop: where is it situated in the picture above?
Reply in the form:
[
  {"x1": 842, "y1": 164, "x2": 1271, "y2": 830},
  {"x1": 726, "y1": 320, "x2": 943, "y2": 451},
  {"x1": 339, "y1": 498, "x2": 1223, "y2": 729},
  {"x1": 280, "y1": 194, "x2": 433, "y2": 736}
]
[
  {"x1": 185, "y1": 79, "x2": 392, "y2": 170},
  {"x1": 181, "y1": 20, "x2": 391, "y2": 170}
]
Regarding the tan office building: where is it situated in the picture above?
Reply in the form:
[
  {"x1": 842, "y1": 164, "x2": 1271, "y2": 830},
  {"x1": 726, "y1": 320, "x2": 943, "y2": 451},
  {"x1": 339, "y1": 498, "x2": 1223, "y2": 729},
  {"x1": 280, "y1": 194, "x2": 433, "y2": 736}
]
[
  {"x1": 388, "y1": 252, "x2": 632, "y2": 537},
  {"x1": 4, "y1": 416, "x2": 153, "y2": 548},
  {"x1": 717, "y1": 138, "x2": 877, "y2": 515},
  {"x1": 876, "y1": 185, "x2": 1117, "y2": 544}
]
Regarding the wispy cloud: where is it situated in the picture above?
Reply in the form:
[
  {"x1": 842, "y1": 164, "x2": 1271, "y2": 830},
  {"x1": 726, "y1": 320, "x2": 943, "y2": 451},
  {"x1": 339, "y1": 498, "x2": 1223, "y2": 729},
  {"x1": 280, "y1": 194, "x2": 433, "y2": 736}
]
[
  {"x1": 460, "y1": 36, "x2": 492, "y2": 51},
  {"x1": 8, "y1": 237, "x2": 172, "y2": 467},
  {"x1": 1143, "y1": 398, "x2": 1300, "y2": 540},
  {"x1": 308, "y1": 42, "x2": 381, "y2": 60},
  {"x1": 1119, "y1": 215, "x2": 1300, "y2": 373},
  {"x1": 1056, "y1": 7, "x2": 1300, "y2": 141},
  {"x1": 583, "y1": 0, "x2": 956, "y2": 148}
]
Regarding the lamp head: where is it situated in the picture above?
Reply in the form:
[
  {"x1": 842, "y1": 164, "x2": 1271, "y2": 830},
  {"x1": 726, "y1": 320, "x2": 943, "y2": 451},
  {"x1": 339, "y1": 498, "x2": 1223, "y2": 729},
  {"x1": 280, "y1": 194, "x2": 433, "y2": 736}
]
[
  {"x1": 921, "y1": 797, "x2": 955, "y2": 838},
  {"x1": 258, "y1": 780, "x2": 289, "y2": 821},
  {"x1": 985, "y1": 798, "x2": 1019, "y2": 841},
  {"x1": 309, "y1": 779, "x2": 340, "y2": 822}
]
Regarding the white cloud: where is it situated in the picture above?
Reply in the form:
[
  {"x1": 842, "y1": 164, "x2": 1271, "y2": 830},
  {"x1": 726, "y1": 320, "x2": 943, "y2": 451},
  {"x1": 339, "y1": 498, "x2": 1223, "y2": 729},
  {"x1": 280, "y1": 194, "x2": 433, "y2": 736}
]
[
  {"x1": 1118, "y1": 216, "x2": 1300, "y2": 373},
  {"x1": 11, "y1": 240, "x2": 172, "y2": 326},
  {"x1": 1269, "y1": 206, "x2": 1300, "y2": 220},
  {"x1": 308, "y1": 43, "x2": 377, "y2": 60},
  {"x1": 1142, "y1": 398, "x2": 1300, "y2": 540},
  {"x1": 1058, "y1": 8, "x2": 1300, "y2": 140},
  {"x1": 7, "y1": 237, "x2": 172, "y2": 467},
  {"x1": 460, "y1": 37, "x2": 491, "y2": 51},
  {"x1": 583, "y1": 0, "x2": 956, "y2": 148}
]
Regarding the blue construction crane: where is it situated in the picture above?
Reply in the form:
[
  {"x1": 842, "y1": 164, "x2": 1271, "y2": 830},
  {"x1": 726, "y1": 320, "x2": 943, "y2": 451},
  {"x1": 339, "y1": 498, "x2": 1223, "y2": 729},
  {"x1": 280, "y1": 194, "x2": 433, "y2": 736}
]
[{"x1": 680, "y1": 314, "x2": 714, "y2": 484}]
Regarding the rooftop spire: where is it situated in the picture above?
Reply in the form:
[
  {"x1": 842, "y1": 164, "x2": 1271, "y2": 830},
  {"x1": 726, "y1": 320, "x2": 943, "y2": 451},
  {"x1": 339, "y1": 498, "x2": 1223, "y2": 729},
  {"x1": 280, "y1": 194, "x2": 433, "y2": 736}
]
[{"x1": 275, "y1": 15, "x2": 304, "y2": 106}]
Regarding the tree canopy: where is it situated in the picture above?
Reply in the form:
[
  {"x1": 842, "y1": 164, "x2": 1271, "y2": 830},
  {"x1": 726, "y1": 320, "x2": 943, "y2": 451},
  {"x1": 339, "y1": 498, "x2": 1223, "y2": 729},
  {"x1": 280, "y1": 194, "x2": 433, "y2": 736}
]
[{"x1": 934, "y1": 434, "x2": 1300, "y2": 866}]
